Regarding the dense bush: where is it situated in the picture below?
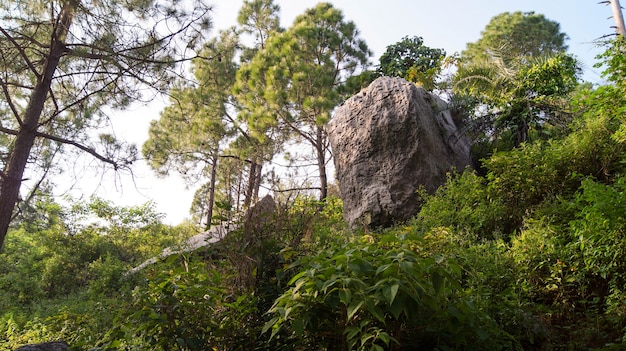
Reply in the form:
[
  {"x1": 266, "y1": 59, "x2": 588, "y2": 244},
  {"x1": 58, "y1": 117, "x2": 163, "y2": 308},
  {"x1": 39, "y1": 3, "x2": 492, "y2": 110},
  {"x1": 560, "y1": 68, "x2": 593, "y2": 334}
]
[{"x1": 264, "y1": 232, "x2": 519, "y2": 351}]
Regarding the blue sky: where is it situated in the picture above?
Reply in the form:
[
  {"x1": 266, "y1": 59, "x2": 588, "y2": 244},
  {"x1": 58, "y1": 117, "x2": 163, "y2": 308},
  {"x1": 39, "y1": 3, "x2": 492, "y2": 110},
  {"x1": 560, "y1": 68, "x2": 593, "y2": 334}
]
[
  {"x1": 70, "y1": 1, "x2": 619, "y2": 224},
  {"x1": 213, "y1": 0, "x2": 614, "y2": 83}
]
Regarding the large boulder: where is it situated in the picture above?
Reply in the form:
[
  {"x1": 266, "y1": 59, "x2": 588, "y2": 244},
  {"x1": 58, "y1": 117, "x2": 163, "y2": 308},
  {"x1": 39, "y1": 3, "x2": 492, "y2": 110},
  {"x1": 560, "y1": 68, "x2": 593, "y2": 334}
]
[{"x1": 328, "y1": 76, "x2": 472, "y2": 228}]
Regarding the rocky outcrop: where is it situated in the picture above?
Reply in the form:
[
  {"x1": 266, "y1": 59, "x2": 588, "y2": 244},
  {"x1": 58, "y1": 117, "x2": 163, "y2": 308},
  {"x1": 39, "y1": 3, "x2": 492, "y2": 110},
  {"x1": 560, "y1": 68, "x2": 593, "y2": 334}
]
[
  {"x1": 128, "y1": 195, "x2": 276, "y2": 274},
  {"x1": 243, "y1": 194, "x2": 277, "y2": 236},
  {"x1": 14, "y1": 341, "x2": 69, "y2": 351},
  {"x1": 328, "y1": 76, "x2": 472, "y2": 228}
]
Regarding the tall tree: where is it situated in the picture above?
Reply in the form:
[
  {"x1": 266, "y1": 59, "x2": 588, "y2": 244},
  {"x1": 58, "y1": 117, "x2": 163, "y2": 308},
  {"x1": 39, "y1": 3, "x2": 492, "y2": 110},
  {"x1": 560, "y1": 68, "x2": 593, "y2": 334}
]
[
  {"x1": 0, "y1": 0, "x2": 210, "y2": 250},
  {"x1": 452, "y1": 11, "x2": 575, "y2": 159},
  {"x1": 234, "y1": 2, "x2": 371, "y2": 200},
  {"x1": 378, "y1": 36, "x2": 445, "y2": 90},
  {"x1": 233, "y1": 0, "x2": 284, "y2": 209},
  {"x1": 461, "y1": 11, "x2": 568, "y2": 65},
  {"x1": 143, "y1": 30, "x2": 238, "y2": 228},
  {"x1": 143, "y1": 0, "x2": 283, "y2": 224}
]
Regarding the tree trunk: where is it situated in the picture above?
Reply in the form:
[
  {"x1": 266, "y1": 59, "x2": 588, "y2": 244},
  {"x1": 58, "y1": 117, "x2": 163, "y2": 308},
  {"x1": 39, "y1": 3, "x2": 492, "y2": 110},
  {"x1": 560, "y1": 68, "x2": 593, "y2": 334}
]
[
  {"x1": 611, "y1": 0, "x2": 626, "y2": 36},
  {"x1": 204, "y1": 155, "x2": 218, "y2": 230},
  {"x1": 243, "y1": 161, "x2": 257, "y2": 209},
  {"x1": 253, "y1": 162, "x2": 262, "y2": 202},
  {"x1": 0, "y1": 7, "x2": 73, "y2": 250},
  {"x1": 316, "y1": 126, "x2": 328, "y2": 200}
]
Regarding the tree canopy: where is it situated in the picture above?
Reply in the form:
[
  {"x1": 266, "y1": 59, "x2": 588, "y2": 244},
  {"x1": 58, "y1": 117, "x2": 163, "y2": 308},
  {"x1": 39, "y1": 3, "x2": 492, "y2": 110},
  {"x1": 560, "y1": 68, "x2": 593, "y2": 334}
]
[
  {"x1": 378, "y1": 36, "x2": 445, "y2": 90},
  {"x1": 0, "y1": 0, "x2": 211, "y2": 250},
  {"x1": 452, "y1": 10, "x2": 576, "y2": 158},
  {"x1": 461, "y1": 11, "x2": 568, "y2": 64},
  {"x1": 234, "y1": 2, "x2": 371, "y2": 200}
]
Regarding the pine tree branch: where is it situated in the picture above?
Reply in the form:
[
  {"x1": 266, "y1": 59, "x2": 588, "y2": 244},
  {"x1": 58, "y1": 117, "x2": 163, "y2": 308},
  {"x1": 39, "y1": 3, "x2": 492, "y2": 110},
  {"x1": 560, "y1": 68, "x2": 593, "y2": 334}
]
[
  {"x1": 0, "y1": 26, "x2": 42, "y2": 81},
  {"x1": 0, "y1": 76, "x2": 22, "y2": 124},
  {"x1": 33, "y1": 130, "x2": 122, "y2": 170}
]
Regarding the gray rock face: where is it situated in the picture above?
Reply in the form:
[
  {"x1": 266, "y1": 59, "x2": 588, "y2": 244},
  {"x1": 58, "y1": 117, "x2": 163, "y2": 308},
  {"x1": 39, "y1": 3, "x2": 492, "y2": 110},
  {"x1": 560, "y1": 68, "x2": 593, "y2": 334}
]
[{"x1": 328, "y1": 76, "x2": 472, "y2": 228}]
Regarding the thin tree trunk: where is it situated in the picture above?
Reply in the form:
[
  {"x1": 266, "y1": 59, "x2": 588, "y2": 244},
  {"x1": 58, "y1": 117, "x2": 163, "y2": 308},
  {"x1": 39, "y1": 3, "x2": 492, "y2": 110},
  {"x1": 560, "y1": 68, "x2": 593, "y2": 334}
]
[
  {"x1": 252, "y1": 162, "x2": 262, "y2": 202},
  {"x1": 204, "y1": 155, "x2": 218, "y2": 230},
  {"x1": 243, "y1": 162, "x2": 257, "y2": 209},
  {"x1": 0, "y1": 7, "x2": 73, "y2": 250},
  {"x1": 611, "y1": 0, "x2": 626, "y2": 36},
  {"x1": 316, "y1": 126, "x2": 328, "y2": 201}
]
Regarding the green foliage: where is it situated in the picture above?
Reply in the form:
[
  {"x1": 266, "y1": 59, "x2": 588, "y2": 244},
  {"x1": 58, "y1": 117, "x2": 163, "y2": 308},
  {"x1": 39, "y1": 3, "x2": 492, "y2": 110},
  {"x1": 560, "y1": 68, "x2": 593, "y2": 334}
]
[
  {"x1": 234, "y1": 2, "x2": 371, "y2": 199},
  {"x1": 6, "y1": 14, "x2": 626, "y2": 351},
  {"x1": 454, "y1": 10, "x2": 573, "y2": 154},
  {"x1": 461, "y1": 11, "x2": 568, "y2": 64},
  {"x1": 264, "y1": 232, "x2": 515, "y2": 350},
  {"x1": 0, "y1": 0, "x2": 211, "y2": 251},
  {"x1": 568, "y1": 178, "x2": 626, "y2": 315},
  {"x1": 109, "y1": 255, "x2": 228, "y2": 350},
  {"x1": 378, "y1": 36, "x2": 446, "y2": 90},
  {"x1": 337, "y1": 69, "x2": 379, "y2": 99},
  {"x1": 454, "y1": 53, "x2": 580, "y2": 149},
  {"x1": 417, "y1": 171, "x2": 508, "y2": 239}
]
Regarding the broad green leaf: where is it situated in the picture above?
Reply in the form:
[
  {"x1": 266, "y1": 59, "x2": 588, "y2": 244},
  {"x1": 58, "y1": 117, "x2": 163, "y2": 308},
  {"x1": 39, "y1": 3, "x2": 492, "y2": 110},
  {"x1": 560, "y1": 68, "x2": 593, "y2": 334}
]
[
  {"x1": 339, "y1": 288, "x2": 352, "y2": 304},
  {"x1": 288, "y1": 270, "x2": 308, "y2": 285},
  {"x1": 347, "y1": 300, "x2": 365, "y2": 321},
  {"x1": 432, "y1": 271, "x2": 444, "y2": 294},
  {"x1": 261, "y1": 317, "x2": 278, "y2": 335},
  {"x1": 365, "y1": 298, "x2": 386, "y2": 323},
  {"x1": 291, "y1": 318, "x2": 305, "y2": 336},
  {"x1": 382, "y1": 283, "x2": 399, "y2": 305},
  {"x1": 389, "y1": 298, "x2": 405, "y2": 320}
]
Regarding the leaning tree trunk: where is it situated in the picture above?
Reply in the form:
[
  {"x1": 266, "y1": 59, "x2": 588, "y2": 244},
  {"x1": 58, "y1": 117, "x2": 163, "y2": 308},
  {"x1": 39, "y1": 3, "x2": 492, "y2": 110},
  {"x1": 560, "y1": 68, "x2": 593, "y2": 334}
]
[
  {"x1": 0, "y1": 7, "x2": 73, "y2": 251},
  {"x1": 243, "y1": 161, "x2": 260, "y2": 209}
]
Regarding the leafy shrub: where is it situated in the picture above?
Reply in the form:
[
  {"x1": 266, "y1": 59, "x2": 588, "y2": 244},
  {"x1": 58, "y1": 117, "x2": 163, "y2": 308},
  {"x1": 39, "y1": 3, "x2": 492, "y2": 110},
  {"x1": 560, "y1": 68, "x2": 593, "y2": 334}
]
[
  {"x1": 417, "y1": 171, "x2": 509, "y2": 239},
  {"x1": 107, "y1": 253, "x2": 264, "y2": 351},
  {"x1": 568, "y1": 178, "x2": 626, "y2": 319},
  {"x1": 263, "y1": 233, "x2": 517, "y2": 350}
]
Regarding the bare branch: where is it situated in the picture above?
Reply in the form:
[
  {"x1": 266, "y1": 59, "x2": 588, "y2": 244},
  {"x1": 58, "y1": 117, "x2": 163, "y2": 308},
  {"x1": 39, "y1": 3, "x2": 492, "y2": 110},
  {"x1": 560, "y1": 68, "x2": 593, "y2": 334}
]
[
  {"x1": 273, "y1": 186, "x2": 321, "y2": 193},
  {"x1": 34, "y1": 130, "x2": 122, "y2": 170},
  {"x1": 0, "y1": 124, "x2": 19, "y2": 136}
]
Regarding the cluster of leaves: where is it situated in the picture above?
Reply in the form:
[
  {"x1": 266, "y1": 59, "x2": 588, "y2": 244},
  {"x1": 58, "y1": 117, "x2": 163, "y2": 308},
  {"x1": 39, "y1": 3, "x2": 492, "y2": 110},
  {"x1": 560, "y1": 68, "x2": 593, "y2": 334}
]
[
  {"x1": 264, "y1": 233, "x2": 516, "y2": 351},
  {"x1": 377, "y1": 36, "x2": 446, "y2": 90}
]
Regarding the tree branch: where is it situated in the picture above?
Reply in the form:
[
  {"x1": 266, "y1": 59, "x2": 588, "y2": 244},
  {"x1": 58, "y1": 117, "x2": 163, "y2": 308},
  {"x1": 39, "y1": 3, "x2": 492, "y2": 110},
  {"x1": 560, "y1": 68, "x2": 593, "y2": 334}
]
[
  {"x1": 0, "y1": 26, "x2": 42, "y2": 81},
  {"x1": 273, "y1": 186, "x2": 321, "y2": 193},
  {"x1": 34, "y1": 130, "x2": 121, "y2": 170},
  {"x1": 0, "y1": 76, "x2": 22, "y2": 124},
  {"x1": 0, "y1": 124, "x2": 19, "y2": 136}
]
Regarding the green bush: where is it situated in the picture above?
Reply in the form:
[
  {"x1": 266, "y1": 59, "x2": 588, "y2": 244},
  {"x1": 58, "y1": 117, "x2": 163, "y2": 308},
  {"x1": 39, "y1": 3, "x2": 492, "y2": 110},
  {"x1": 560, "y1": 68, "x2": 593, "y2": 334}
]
[
  {"x1": 106, "y1": 253, "x2": 264, "y2": 351},
  {"x1": 264, "y1": 233, "x2": 517, "y2": 350},
  {"x1": 417, "y1": 171, "x2": 509, "y2": 239},
  {"x1": 568, "y1": 178, "x2": 626, "y2": 319}
]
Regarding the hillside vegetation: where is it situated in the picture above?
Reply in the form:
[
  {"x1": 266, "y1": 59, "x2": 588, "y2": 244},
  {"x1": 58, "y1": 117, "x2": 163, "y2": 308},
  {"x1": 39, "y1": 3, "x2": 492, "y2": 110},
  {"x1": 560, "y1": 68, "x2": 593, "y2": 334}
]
[
  {"x1": 2, "y1": 2, "x2": 626, "y2": 350},
  {"x1": 1, "y1": 38, "x2": 625, "y2": 350}
]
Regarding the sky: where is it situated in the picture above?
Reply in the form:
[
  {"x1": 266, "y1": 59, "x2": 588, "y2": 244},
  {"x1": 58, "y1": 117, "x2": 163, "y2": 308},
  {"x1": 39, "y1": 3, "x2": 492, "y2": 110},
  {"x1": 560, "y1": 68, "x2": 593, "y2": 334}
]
[{"x1": 57, "y1": 0, "x2": 618, "y2": 225}]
